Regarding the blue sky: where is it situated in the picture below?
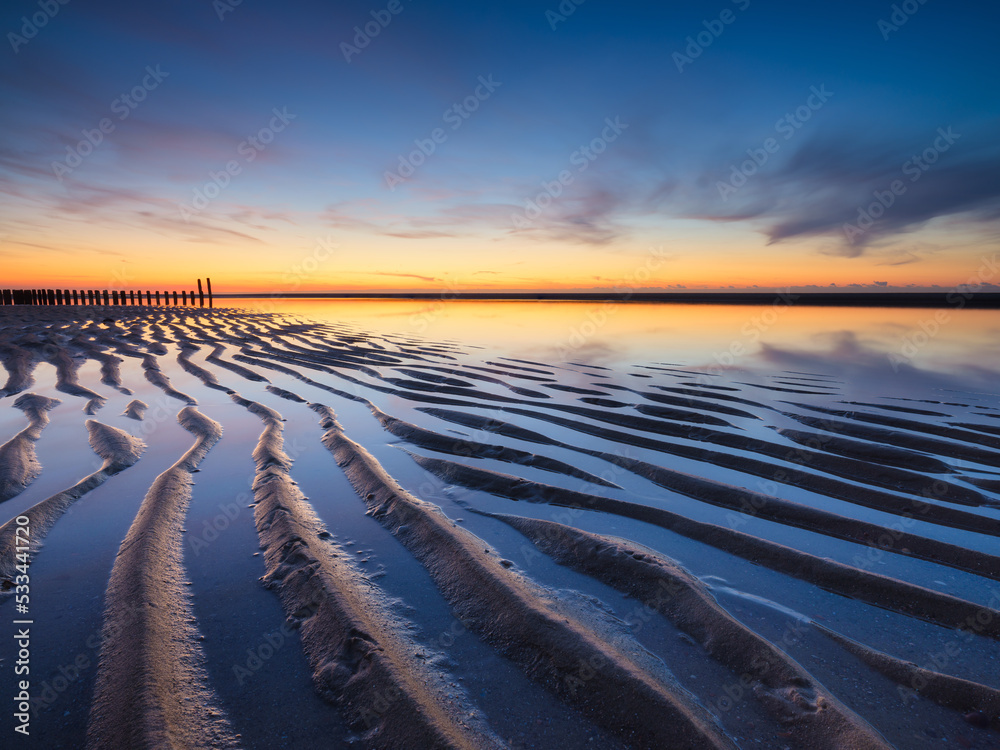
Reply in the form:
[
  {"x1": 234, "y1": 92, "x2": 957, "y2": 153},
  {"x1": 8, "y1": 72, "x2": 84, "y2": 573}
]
[{"x1": 2, "y1": 0, "x2": 998, "y2": 291}]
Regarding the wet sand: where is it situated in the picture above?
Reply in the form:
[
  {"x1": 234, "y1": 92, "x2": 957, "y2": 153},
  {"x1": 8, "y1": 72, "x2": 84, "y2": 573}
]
[{"x1": 1, "y1": 305, "x2": 999, "y2": 749}]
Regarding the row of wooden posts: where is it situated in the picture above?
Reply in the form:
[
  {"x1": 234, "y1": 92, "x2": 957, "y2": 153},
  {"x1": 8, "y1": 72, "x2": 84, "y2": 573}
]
[{"x1": 1, "y1": 279, "x2": 214, "y2": 307}]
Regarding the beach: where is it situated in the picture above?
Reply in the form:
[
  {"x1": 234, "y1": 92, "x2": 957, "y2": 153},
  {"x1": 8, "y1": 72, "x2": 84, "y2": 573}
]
[{"x1": 1, "y1": 302, "x2": 998, "y2": 749}]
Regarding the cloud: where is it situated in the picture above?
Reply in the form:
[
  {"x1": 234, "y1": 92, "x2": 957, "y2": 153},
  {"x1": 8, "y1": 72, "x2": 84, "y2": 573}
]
[
  {"x1": 676, "y1": 124, "x2": 1000, "y2": 254},
  {"x1": 508, "y1": 185, "x2": 633, "y2": 245},
  {"x1": 752, "y1": 330, "x2": 1000, "y2": 394},
  {"x1": 370, "y1": 272, "x2": 441, "y2": 282}
]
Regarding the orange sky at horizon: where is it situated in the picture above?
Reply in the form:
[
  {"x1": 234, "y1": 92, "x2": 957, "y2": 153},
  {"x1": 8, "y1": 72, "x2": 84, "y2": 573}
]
[{"x1": 3, "y1": 227, "x2": 996, "y2": 293}]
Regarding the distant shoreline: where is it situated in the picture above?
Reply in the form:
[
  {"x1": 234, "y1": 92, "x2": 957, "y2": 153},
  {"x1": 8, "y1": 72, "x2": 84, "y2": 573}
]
[{"x1": 213, "y1": 292, "x2": 1000, "y2": 308}]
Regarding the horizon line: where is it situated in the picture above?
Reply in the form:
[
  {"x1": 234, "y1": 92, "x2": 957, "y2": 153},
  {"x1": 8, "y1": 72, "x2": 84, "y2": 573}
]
[{"x1": 212, "y1": 291, "x2": 1000, "y2": 308}]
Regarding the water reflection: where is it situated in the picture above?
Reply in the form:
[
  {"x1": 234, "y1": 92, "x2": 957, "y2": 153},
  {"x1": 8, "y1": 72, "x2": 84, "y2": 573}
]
[{"x1": 218, "y1": 299, "x2": 1000, "y2": 398}]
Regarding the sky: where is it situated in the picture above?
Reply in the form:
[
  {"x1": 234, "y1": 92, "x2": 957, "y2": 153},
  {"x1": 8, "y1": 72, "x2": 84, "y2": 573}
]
[{"x1": 2, "y1": 0, "x2": 999, "y2": 294}]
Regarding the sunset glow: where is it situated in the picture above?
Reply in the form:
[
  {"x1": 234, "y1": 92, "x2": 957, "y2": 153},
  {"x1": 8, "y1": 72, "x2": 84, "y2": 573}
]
[{"x1": 2, "y1": 1, "x2": 998, "y2": 293}]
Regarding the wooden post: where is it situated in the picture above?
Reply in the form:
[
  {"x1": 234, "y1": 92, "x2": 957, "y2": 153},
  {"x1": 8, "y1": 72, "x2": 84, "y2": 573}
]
[
  {"x1": 197, "y1": 279, "x2": 204, "y2": 307},
  {"x1": 103, "y1": 290, "x2": 110, "y2": 305},
  {"x1": 146, "y1": 290, "x2": 151, "y2": 305},
  {"x1": 173, "y1": 291, "x2": 178, "y2": 305},
  {"x1": 155, "y1": 291, "x2": 160, "y2": 305},
  {"x1": 206, "y1": 277, "x2": 213, "y2": 308}
]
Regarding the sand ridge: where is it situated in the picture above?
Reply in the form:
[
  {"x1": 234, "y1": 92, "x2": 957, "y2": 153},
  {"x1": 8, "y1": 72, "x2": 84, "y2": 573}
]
[
  {"x1": 86, "y1": 407, "x2": 241, "y2": 749},
  {"x1": 1, "y1": 305, "x2": 997, "y2": 748}
]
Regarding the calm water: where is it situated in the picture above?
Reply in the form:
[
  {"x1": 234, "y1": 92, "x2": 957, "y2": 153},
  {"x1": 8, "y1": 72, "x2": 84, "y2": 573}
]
[
  {"x1": 218, "y1": 298, "x2": 1000, "y2": 399},
  {"x1": 5, "y1": 300, "x2": 1000, "y2": 749}
]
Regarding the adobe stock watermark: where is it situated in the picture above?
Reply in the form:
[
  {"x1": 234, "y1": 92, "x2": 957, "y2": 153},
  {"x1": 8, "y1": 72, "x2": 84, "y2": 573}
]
[
  {"x1": 51, "y1": 65, "x2": 170, "y2": 183},
  {"x1": 252, "y1": 238, "x2": 339, "y2": 315},
  {"x1": 213, "y1": 0, "x2": 243, "y2": 21},
  {"x1": 408, "y1": 277, "x2": 463, "y2": 334},
  {"x1": 708, "y1": 289, "x2": 799, "y2": 369},
  {"x1": 510, "y1": 116, "x2": 628, "y2": 229},
  {"x1": 232, "y1": 622, "x2": 297, "y2": 685},
  {"x1": 341, "y1": 0, "x2": 410, "y2": 62},
  {"x1": 889, "y1": 251, "x2": 998, "y2": 372},
  {"x1": 546, "y1": 0, "x2": 586, "y2": 31},
  {"x1": 384, "y1": 75, "x2": 501, "y2": 191},
  {"x1": 842, "y1": 126, "x2": 959, "y2": 244},
  {"x1": 717, "y1": 85, "x2": 832, "y2": 201},
  {"x1": 555, "y1": 246, "x2": 668, "y2": 358},
  {"x1": 878, "y1": 0, "x2": 931, "y2": 41},
  {"x1": 178, "y1": 107, "x2": 296, "y2": 221},
  {"x1": 673, "y1": 0, "x2": 751, "y2": 73},
  {"x1": 7, "y1": 0, "x2": 70, "y2": 53}
]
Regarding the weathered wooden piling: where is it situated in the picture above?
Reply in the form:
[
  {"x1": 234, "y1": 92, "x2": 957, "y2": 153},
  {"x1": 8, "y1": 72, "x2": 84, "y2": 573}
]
[{"x1": 3, "y1": 279, "x2": 219, "y2": 306}]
